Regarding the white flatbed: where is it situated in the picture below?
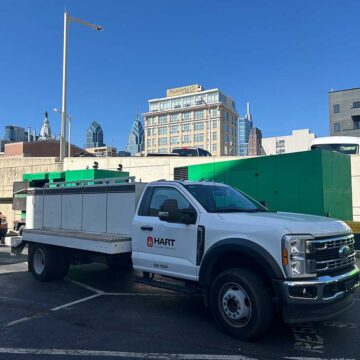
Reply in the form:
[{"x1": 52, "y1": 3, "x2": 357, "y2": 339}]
[{"x1": 22, "y1": 228, "x2": 131, "y2": 254}]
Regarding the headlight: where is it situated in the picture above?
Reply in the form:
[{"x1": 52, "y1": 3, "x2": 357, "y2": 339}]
[{"x1": 282, "y1": 234, "x2": 315, "y2": 278}]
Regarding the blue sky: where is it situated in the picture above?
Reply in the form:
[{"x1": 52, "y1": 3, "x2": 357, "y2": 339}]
[{"x1": 0, "y1": 0, "x2": 359, "y2": 150}]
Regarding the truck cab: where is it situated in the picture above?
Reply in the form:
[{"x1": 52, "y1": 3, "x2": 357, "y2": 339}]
[{"x1": 132, "y1": 180, "x2": 359, "y2": 339}]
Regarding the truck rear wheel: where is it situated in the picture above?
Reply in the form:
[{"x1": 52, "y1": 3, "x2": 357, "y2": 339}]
[
  {"x1": 29, "y1": 244, "x2": 59, "y2": 281},
  {"x1": 210, "y1": 268, "x2": 273, "y2": 340}
]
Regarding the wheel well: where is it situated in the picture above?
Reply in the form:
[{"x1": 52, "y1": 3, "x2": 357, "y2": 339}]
[{"x1": 208, "y1": 251, "x2": 276, "y2": 297}]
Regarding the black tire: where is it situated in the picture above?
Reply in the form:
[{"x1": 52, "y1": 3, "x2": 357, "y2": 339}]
[
  {"x1": 210, "y1": 268, "x2": 273, "y2": 341},
  {"x1": 28, "y1": 243, "x2": 59, "y2": 281}
]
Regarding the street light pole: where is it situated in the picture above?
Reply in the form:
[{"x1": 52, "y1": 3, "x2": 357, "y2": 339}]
[
  {"x1": 68, "y1": 115, "x2": 71, "y2": 157},
  {"x1": 54, "y1": 108, "x2": 71, "y2": 157},
  {"x1": 60, "y1": 11, "x2": 68, "y2": 161},
  {"x1": 59, "y1": 11, "x2": 103, "y2": 162}
]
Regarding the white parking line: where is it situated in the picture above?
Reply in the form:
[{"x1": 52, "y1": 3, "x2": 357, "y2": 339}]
[
  {"x1": 65, "y1": 278, "x2": 105, "y2": 294},
  {"x1": 4, "y1": 313, "x2": 46, "y2": 328},
  {"x1": 50, "y1": 294, "x2": 102, "y2": 312},
  {"x1": 0, "y1": 348, "x2": 256, "y2": 359}
]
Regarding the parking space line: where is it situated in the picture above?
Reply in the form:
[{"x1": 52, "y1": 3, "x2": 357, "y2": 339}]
[
  {"x1": 65, "y1": 278, "x2": 105, "y2": 294},
  {"x1": 50, "y1": 294, "x2": 102, "y2": 312},
  {"x1": 0, "y1": 347, "x2": 256, "y2": 359},
  {"x1": 3, "y1": 313, "x2": 47, "y2": 328}
]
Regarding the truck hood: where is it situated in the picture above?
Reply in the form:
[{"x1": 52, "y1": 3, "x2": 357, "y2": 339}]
[{"x1": 217, "y1": 211, "x2": 351, "y2": 237}]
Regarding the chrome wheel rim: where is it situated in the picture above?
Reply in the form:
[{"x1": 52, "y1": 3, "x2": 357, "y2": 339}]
[
  {"x1": 219, "y1": 282, "x2": 252, "y2": 327},
  {"x1": 33, "y1": 248, "x2": 46, "y2": 275}
]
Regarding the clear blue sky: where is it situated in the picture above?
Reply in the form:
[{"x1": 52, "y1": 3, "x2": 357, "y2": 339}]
[{"x1": 0, "y1": 0, "x2": 359, "y2": 150}]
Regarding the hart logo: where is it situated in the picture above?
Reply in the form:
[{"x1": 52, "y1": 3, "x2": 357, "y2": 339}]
[
  {"x1": 146, "y1": 236, "x2": 176, "y2": 248},
  {"x1": 147, "y1": 236, "x2": 154, "y2": 247}
]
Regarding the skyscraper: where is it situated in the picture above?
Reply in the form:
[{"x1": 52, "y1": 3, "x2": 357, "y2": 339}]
[
  {"x1": 126, "y1": 115, "x2": 144, "y2": 156},
  {"x1": 86, "y1": 121, "x2": 105, "y2": 148},
  {"x1": 237, "y1": 102, "x2": 253, "y2": 156}
]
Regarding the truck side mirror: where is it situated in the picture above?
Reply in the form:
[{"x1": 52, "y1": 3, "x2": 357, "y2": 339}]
[{"x1": 159, "y1": 199, "x2": 180, "y2": 222}]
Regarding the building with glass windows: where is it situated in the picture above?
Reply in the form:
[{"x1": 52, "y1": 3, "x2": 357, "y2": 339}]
[
  {"x1": 126, "y1": 116, "x2": 144, "y2": 156},
  {"x1": 143, "y1": 84, "x2": 238, "y2": 156},
  {"x1": 4, "y1": 125, "x2": 28, "y2": 143},
  {"x1": 237, "y1": 102, "x2": 253, "y2": 156},
  {"x1": 1, "y1": 125, "x2": 37, "y2": 152},
  {"x1": 329, "y1": 88, "x2": 360, "y2": 137},
  {"x1": 85, "y1": 121, "x2": 105, "y2": 149}
]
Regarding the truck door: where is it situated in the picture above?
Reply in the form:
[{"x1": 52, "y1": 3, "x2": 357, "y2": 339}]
[{"x1": 132, "y1": 186, "x2": 199, "y2": 280}]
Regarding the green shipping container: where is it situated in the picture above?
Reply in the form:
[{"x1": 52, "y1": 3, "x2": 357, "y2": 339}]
[{"x1": 175, "y1": 150, "x2": 352, "y2": 221}]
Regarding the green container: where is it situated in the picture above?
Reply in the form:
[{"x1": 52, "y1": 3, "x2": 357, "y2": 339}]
[
  {"x1": 23, "y1": 169, "x2": 129, "y2": 188},
  {"x1": 64, "y1": 169, "x2": 129, "y2": 182},
  {"x1": 175, "y1": 150, "x2": 353, "y2": 221}
]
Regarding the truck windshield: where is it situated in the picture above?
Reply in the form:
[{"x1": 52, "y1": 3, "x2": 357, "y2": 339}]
[{"x1": 184, "y1": 184, "x2": 267, "y2": 213}]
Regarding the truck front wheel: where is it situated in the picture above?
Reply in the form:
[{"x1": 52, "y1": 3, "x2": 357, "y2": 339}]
[
  {"x1": 29, "y1": 244, "x2": 59, "y2": 281},
  {"x1": 210, "y1": 268, "x2": 273, "y2": 340}
]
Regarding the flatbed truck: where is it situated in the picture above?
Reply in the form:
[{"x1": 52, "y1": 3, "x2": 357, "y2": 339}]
[{"x1": 11, "y1": 176, "x2": 360, "y2": 340}]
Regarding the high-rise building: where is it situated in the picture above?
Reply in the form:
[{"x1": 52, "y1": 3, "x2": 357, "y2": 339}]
[
  {"x1": 262, "y1": 129, "x2": 315, "y2": 155},
  {"x1": 126, "y1": 115, "x2": 144, "y2": 156},
  {"x1": 237, "y1": 102, "x2": 253, "y2": 156},
  {"x1": 4, "y1": 125, "x2": 27, "y2": 142},
  {"x1": 248, "y1": 127, "x2": 262, "y2": 156},
  {"x1": 85, "y1": 121, "x2": 105, "y2": 148},
  {"x1": 329, "y1": 88, "x2": 360, "y2": 137},
  {"x1": 1, "y1": 125, "x2": 37, "y2": 152},
  {"x1": 143, "y1": 84, "x2": 238, "y2": 156}
]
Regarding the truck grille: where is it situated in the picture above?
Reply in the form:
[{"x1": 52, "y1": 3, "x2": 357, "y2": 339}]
[{"x1": 307, "y1": 234, "x2": 356, "y2": 274}]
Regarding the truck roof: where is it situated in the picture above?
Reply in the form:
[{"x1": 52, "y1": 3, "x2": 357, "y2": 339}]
[{"x1": 149, "y1": 180, "x2": 227, "y2": 187}]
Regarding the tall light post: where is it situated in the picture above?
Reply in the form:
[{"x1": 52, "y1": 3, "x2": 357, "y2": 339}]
[
  {"x1": 201, "y1": 98, "x2": 211, "y2": 152},
  {"x1": 59, "y1": 11, "x2": 103, "y2": 161},
  {"x1": 54, "y1": 108, "x2": 71, "y2": 157}
]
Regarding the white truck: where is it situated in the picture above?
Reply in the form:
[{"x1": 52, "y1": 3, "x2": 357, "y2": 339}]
[{"x1": 11, "y1": 176, "x2": 360, "y2": 340}]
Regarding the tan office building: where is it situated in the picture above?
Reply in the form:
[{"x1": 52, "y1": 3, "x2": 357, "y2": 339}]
[{"x1": 143, "y1": 85, "x2": 238, "y2": 156}]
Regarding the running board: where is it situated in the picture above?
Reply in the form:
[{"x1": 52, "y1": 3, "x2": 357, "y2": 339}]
[{"x1": 136, "y1": 274, "x2": 200, "y2": 294}]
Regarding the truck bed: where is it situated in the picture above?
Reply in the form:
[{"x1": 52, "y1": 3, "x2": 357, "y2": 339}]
[{"x1": 22, "y1": 228, "x2": 132, "y2": 254}]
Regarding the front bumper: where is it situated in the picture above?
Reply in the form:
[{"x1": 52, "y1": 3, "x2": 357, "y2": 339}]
[{"x1": 274, "y1": 266, "x2": 360, "y2": 323}]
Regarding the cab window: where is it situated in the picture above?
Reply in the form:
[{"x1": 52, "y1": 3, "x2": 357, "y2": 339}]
[{"x1": 147, "y1": 187, "x2": 191, "y2": 217}]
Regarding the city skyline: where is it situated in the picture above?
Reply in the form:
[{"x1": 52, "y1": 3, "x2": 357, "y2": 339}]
[{"x1": 0, "y1": 1, "x2": 360, "y2": 151}]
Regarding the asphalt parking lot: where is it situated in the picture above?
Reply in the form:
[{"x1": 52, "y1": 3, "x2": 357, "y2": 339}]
[{"x1": 0, "y1": 245, "x2": 359, "y2": 360}]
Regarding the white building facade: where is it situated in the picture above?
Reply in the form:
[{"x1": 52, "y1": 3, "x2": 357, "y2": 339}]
[
  {"x1": 143, "y1": 84, "x2": 238, "y2": 156},
  {"x1": 262, "y1": 129, "x2": 316, "y2": 155}
]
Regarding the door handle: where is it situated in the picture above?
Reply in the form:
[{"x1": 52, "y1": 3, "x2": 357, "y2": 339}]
[{"x1": 141, "y1": 226, "x2": 153, "y2": 231}]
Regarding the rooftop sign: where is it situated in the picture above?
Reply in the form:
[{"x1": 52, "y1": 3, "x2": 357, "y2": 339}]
[{"x1": 166, "y1": 84, "x2": 203, "y2": 98}]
